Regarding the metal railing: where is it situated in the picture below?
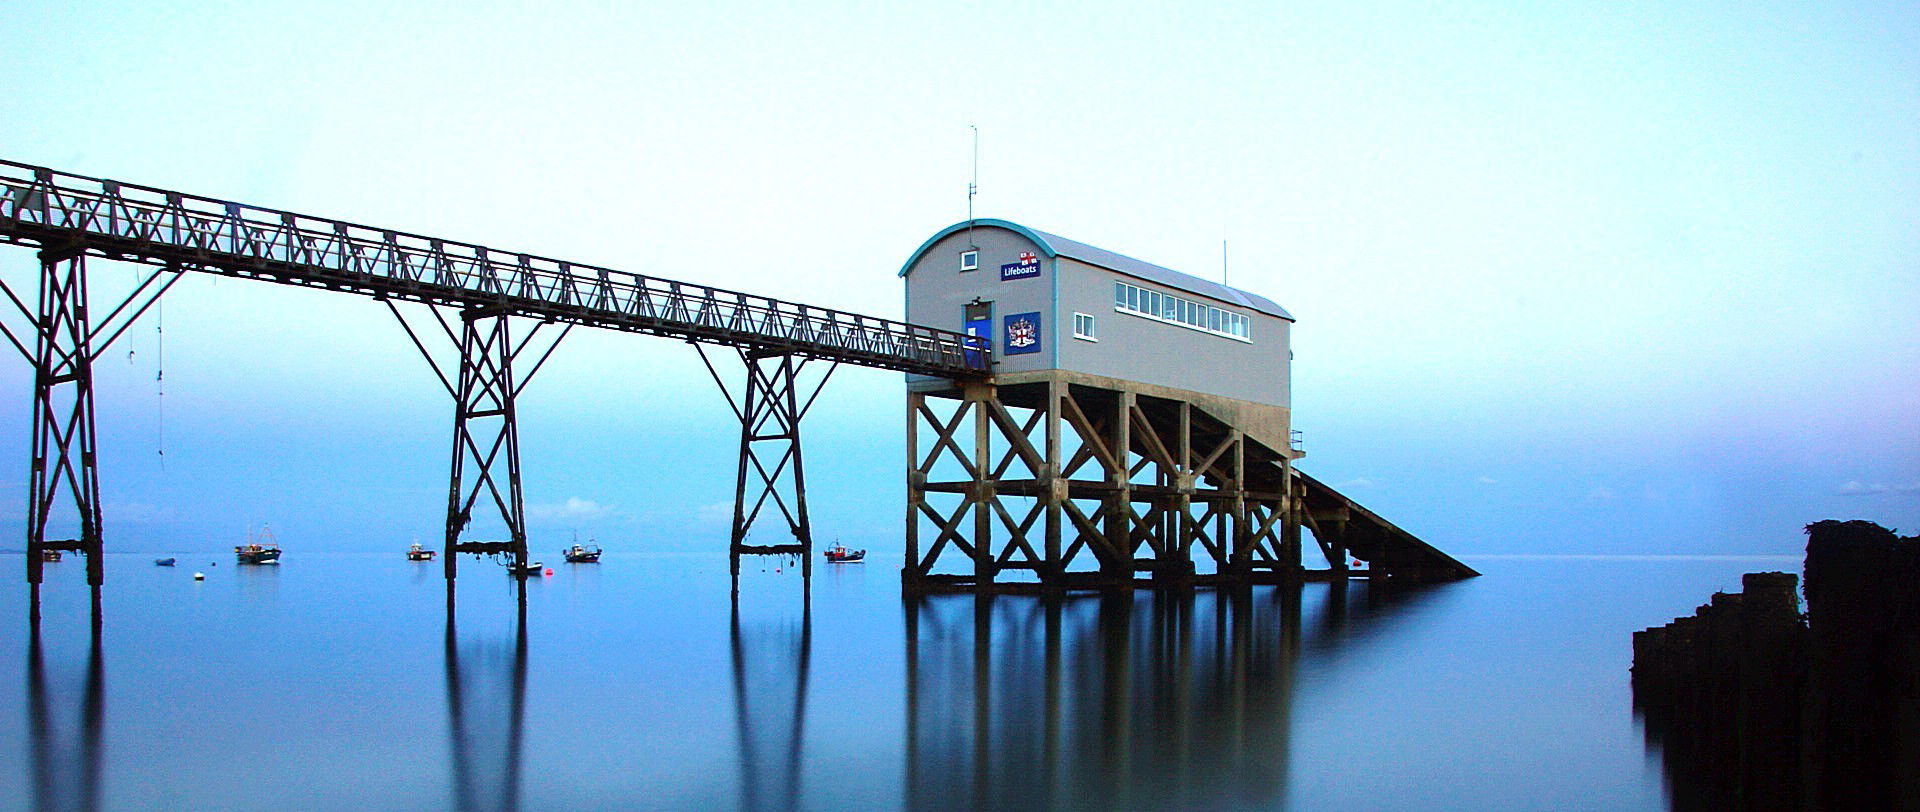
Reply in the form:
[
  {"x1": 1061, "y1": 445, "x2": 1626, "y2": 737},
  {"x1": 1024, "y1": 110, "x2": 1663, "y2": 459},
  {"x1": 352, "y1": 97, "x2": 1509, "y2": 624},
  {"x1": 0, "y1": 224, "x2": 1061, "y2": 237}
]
[{"x1": 0, "y1": 159, "x2": 990, "y2": 377}]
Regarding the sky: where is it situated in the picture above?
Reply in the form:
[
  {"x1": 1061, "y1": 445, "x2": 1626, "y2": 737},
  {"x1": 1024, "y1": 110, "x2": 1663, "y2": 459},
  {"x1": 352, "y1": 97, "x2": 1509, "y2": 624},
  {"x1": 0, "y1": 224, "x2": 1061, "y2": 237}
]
[{"x1": 0, "y1": 0, "x2": 1914, "y2": 560}]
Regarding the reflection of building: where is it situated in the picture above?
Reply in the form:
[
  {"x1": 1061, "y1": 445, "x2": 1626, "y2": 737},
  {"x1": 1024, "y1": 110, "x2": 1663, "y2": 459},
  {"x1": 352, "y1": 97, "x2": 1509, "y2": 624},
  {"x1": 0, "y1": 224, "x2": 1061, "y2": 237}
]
[
  {"x1": 27, "y1": 626, "x2": 104, "y2": 812},
  {"x1": 731, "y1": 597, "x2": 811, "y2": 812},
  {"x1": 904, "y1": 589, "x2": 1307, "y2": 809},
  {"x1": 445, "y1": 609, "x2": 527, "y2": 812}
]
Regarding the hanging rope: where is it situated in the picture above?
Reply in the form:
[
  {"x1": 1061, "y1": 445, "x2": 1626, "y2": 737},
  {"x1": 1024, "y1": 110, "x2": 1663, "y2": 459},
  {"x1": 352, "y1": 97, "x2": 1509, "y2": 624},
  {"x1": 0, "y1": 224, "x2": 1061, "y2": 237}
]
[
  {"x1": 155, "y1": 297, "x2": 165, "y2": 467},
  {"x1": 129, "y1": 268, "x2": 139, "y2": 364}
]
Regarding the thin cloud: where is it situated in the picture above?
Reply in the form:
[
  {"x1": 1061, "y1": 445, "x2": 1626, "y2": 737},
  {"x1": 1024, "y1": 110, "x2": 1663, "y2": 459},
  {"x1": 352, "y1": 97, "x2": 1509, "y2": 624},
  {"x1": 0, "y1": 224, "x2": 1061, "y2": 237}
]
[
  {"x1": 1475, "y1": 476, "x2": 1498, "y2": 485},
  {"x1": 695, "y1": 502, "x2": 733, "y2": 527},
  {"x1": 1837, "y1": 480, "x2": 1920, "y2": 496},
  {"x1": 1586, "y1": 486, "x2": 1616, "y2": 501},
  {"x1": 1337, "y1": 477, "x2": 1377, "y2": 490},
  {"x1": 527, "y1": 497, "x2": 612, "y2": 523},
  {"x1": 105, "y1": 502, "x2": 178, "y2": 524}
]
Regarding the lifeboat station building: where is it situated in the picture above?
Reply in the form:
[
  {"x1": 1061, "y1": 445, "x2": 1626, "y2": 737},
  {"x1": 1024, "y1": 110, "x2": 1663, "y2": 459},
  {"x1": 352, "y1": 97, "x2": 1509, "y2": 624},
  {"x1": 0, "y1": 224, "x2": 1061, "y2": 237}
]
[{"x1": 896, "y1": 219, "x2": 1473, "y2": 592}]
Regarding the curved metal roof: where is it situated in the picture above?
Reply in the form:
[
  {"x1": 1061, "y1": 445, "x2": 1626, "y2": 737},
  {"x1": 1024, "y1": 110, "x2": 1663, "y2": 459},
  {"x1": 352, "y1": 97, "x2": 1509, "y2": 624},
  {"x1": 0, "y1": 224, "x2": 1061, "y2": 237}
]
[{"x1": 898, "y1": 218, "x2": 1293, "y2": 321}]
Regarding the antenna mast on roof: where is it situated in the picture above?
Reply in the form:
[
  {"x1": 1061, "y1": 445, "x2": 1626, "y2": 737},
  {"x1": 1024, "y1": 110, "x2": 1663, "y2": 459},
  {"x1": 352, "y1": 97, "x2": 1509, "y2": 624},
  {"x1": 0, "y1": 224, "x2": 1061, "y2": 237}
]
[
  {"x1": 1222, "y1": 239, "x2": 1228, "y2": 286},
  {"x1": 966, "y1": 124, "x2": 979, "y2": 248}
]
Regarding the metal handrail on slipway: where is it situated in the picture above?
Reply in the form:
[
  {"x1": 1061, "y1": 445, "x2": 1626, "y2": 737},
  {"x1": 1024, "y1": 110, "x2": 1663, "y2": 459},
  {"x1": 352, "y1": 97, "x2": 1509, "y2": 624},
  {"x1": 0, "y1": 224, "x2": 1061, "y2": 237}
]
[{"x1": 0, "y1": 158, "x2": 990, "y2": 377}]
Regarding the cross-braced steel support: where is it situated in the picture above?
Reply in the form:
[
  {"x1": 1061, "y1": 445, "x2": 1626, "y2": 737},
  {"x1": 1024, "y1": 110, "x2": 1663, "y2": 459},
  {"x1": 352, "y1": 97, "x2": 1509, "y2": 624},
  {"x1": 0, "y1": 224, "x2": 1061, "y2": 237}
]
[
  {"x1": 24, "y1": 251, "x2": 103, "y2": 605},
  {"x1": 445, "y1": 308, "x2": 528, "y2": 578},
  {"x1": 699, "y1": 347, "x2": 836, "y2": 584},
  {"x1": 1, "y1": 247, "x2": 182, "y2": 622},
  {"x1": 391, "y1": 301, "x2": 571, "y2": 587}
]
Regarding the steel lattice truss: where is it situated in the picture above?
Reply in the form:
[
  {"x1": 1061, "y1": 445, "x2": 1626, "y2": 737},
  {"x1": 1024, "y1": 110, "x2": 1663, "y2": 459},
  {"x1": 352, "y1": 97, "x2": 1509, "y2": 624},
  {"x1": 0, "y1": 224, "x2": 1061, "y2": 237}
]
[
  {"x1": 0, "y1": 159, "x2": 989, "y2": 377},
  {"x1": 0, "y1": 157, "x2": 996, "y2": 614}
]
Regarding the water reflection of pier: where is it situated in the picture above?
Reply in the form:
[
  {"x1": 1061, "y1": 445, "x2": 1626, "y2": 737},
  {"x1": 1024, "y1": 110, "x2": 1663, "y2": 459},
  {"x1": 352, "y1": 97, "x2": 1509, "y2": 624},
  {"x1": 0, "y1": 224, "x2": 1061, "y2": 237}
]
[
  {"x1": 444, "y1": 595, "x2": 528, "y2": 812},
  {"x1": 27, "y1": 625, "x2": 104, "y2": 812},
  {"x1": 731, "y1": 593, "x2": 811, "y2": 812},
  {"x1": 905, "y1": 588, "x2": 1312, "y2": 810}
]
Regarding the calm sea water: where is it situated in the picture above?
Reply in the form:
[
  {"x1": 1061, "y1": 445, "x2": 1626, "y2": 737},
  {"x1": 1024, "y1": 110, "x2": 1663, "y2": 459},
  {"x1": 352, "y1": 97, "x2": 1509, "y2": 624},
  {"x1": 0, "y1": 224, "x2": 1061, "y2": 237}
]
[{"x1": 0, "y1": 550, "x2": 1796, "y2": 811}]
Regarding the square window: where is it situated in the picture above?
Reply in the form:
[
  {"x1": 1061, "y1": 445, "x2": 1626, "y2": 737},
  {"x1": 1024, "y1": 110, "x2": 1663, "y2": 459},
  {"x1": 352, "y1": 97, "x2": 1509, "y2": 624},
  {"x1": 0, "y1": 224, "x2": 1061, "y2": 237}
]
[
  {"x1": 960, "y1": 250, "x2": 979, "y2": 271},
  {"x1": 1073, "y1": 312, "x2": 1097, "y2": 341}
]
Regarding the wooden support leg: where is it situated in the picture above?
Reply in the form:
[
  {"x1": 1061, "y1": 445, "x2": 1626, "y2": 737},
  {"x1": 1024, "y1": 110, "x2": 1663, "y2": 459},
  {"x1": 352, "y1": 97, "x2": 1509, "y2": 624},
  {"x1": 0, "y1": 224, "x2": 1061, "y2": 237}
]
[
  {"x1": 904, "y1": 391, "x2": 923, "y2": 591},
  {"x1": 1042, "y1": 378, "x2": 1063, "y2": 588},
  {"x1": 1105, "y1": 392, "x2": 1134, "y2": 584},
  {"x1": 969, "y1": 384, "x2": 994, "y2": 589}
]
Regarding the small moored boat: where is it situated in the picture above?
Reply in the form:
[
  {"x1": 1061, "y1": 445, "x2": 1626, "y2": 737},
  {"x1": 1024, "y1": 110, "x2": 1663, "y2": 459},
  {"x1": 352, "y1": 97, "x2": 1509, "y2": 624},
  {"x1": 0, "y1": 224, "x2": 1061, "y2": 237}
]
[
  {"x1": 506, "y1": 560, "x2": 545, "y2": 577},
  {"x1": 562, "y1": 536, "x2": 601, "y2": 563},
  {"x1": 824, "y1": 543, "x2": 865, "y2": 563},
  {"x1": 407, "y1": 542, "x2": 436, "y2": 561},
  {"x1": 40, "y1": 550, "x2": 62, "y2": 562},
  {"x1": 236, "y1": 524, "x2": 281, "y2": 565},
  {"x1": 154, "y1": 557, "x2": 176, "y2": 567}
]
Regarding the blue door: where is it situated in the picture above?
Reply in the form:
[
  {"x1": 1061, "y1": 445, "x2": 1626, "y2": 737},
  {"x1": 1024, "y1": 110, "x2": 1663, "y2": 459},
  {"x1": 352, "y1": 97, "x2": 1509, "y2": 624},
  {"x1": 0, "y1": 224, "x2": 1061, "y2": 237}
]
[{"x1": 963, "y1": 302, "x2": 992, "y2": 367}]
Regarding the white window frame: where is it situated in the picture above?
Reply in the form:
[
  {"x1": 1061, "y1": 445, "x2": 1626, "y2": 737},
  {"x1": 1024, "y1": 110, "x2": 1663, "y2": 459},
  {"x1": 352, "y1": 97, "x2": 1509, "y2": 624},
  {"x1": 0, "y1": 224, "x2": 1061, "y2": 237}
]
[
  {"x1": 960, "y1": 250, "x2": 979, "y2": 271},
  {"x1": 1072, "y1": 312, "x2": 1098, "y2": 341}
]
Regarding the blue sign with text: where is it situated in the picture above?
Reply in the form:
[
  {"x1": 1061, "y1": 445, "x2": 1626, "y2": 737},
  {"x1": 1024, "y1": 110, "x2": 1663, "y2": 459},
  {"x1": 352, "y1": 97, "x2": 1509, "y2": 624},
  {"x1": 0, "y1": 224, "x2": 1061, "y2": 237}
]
[{"x1": 999, "y1": 251, "x2": 1042, "y2": 281}]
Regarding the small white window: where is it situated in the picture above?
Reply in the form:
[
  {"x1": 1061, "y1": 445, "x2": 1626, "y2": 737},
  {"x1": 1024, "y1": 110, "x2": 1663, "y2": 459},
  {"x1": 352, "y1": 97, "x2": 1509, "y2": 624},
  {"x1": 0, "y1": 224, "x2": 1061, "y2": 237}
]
[
  {"x1": 1073, "y1": 312, "x2": 1097, "y2": 341},
  {"x1": 960, "y1": 250, "x2": 979, "y2": 271}
]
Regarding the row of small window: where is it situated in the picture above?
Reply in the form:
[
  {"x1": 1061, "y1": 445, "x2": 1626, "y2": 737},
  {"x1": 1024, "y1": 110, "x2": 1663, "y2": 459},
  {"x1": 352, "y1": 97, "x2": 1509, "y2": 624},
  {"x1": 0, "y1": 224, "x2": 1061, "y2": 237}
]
[{"x1": 1113, "y1": 281, "x2": 1251, "y2": 340}]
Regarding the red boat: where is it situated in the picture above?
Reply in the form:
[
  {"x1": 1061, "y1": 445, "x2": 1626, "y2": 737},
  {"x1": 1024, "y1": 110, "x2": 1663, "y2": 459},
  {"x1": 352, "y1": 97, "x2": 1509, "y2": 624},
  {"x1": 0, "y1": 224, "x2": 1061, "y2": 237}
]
[{"x1": 824, "y1": 544, "x2": 865, "y2": 563}]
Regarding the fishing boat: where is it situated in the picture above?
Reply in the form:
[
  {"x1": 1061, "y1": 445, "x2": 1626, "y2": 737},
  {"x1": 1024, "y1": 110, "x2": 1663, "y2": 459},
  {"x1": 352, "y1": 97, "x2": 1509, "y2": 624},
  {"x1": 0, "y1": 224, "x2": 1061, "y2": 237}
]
[
  {"x1": 407, "y1": 542, "x2": 436, "y2": 561},
  {"x1": 235, "y1": 524, "x2": 282, "y2": 565},
  {"x1": 506, "y1": 560, "x2": 544, "y2": 577},
  {"x1": 824, "y1": 543, "x2": 865, "y2": 563},
  {"x1": 154, "y1": 557, "x2": 176, "y2": 567},
  {"x1": 562, "y1": 532, "x2": 601, "y2": 563},
  {"x1": 40, "y1": 550, "x2": 61, "y2": 562}
]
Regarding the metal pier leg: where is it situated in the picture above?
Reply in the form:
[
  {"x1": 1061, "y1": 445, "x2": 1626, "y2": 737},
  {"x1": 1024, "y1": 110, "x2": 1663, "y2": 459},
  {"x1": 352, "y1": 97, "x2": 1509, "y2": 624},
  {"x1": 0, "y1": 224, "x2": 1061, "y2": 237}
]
[
  {"x1": 389, "y1": 299, "x2": 568, "y2": 593},
  {"x1": 443, "y1": 307, "x2": 528, "y2": 579},
  {"x1": 708, "y1": 350, "x2": 833, "y2": 583},
  {"x1": 24, "y1": 249, "x2": 104, "y2": 601}
]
